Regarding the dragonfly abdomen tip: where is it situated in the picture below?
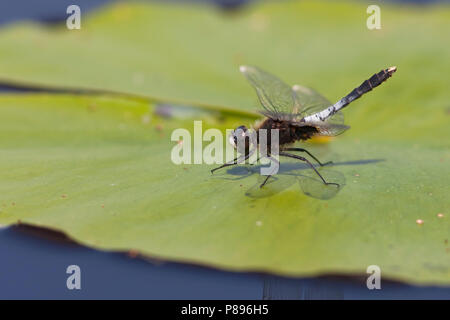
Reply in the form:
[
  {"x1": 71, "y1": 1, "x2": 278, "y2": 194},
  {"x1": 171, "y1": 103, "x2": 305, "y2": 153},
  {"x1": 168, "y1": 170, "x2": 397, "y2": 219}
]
[{"x1": 388, "y1": 66, "x2": 397, "y2": 73}]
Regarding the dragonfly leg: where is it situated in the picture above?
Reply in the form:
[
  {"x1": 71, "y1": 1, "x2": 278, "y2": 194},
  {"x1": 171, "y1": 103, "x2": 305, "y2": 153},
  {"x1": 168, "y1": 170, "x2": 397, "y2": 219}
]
[
  {"x1": 249, "y1": 156, "x2": 261, "y2": 165},
  {"x1": 259, "y1": 155, "x2": 279, "y2": 188},
  {"x1": 282, "y1": 148, "x2": 332, "y2": 166},
  {"x1": 279, "y1": 152, "x2": 339, "y2": 187},
  {"x1": 211, "y1": 154, "x2": 250, "y2": 174},
  {"x1": 260, "y1": 175, "x2": 271, "y2": 188}
]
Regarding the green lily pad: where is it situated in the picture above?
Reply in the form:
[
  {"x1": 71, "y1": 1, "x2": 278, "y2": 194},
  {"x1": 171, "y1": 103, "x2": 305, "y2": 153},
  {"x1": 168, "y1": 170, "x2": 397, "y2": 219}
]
[
  {"x1": 0, "y1": 94, "x2": 448, "y2": 285},
  {"x1": 0, "y1": 1, "x2": 449, "y2": 284}
]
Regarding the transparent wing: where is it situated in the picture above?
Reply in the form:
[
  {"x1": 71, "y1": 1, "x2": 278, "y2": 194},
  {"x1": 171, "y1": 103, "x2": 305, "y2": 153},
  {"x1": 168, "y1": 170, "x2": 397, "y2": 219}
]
[
  {"x1": 314, "y1": 122, "x2": 349, "y2": 136},
  {"x1": 292, "y1": 84, "x2": 344, "y2": 125},
  {"x1": 291, "y1": 121, "x2": 350, "y2": 137},
  {"x1": 240, "y1": 66, "x2": 345, "y2": 126},
  {"x1": 292, "y1": 84, "x2": 331, "y2": 113},
  {"x1": 240, "y1": 65, "x2": 299, "y2": 116}
]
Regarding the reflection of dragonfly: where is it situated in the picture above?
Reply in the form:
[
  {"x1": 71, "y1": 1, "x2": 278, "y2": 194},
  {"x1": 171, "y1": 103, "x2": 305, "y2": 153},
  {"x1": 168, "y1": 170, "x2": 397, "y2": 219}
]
[{"x1": 212, "y1": 65, "x2": 397, "y2": 188}]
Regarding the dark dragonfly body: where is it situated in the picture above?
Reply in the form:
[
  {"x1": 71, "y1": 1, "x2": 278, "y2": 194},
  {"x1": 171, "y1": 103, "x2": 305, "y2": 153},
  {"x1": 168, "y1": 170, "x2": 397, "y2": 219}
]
[
  {"x1": 212, "y1": 65, "x2": 397, "y2": 188},
  {"x1": 303, "y1": 67, "x2": 397, "y2": 122},
  {"x1": 257, "y1": 117, "x2": 319, "y2": 146}
]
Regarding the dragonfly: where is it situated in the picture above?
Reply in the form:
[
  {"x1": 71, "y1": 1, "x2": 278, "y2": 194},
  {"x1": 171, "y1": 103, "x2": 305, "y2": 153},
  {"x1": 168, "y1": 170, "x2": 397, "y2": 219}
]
[{"x1": 211, "y1": 65, "x2": 397, "y2": 188}]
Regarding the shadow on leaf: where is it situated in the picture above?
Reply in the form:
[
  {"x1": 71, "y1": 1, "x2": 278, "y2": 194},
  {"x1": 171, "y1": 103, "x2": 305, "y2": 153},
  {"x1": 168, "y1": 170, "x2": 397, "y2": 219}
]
[{"x1": 214, "y1": 158, "x2": 384, "y2": 199}]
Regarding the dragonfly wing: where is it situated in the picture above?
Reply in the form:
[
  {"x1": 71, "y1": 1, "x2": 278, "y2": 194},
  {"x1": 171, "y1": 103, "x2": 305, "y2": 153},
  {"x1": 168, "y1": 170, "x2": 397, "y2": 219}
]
[
  {"x1": 292, "y1": 84, "x2": 344, "y2": 125},
  {"x1": 292, "y1": 84, "x2": 331, "y2": 111},
  {"x1": 241, "y1": 66, "x2": 346, "y2": 126},
  {"x1": 240, "y1": 65, "x2": 298, "y2": 117},
  {"x1": 312, "y1": 122, "x2": 350, "y2": 136},
  {"x1": 316, "y1": 122, "x2": 349, "y2": 136},
  {"x1": 258, "y1": 110, "x2": 295, "y2": 122}
]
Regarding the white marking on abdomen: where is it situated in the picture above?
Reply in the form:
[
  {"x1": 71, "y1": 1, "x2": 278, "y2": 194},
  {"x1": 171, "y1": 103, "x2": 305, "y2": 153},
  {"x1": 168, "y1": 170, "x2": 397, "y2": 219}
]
[{"x1": 303, "y1": 98, "x2": 346, "y2": 122}]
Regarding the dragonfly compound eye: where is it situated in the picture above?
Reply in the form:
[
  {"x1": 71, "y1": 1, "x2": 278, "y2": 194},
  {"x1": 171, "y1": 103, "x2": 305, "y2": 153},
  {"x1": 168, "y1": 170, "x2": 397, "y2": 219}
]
[
  {"x1": 230, "y1": 126, "x2": 250, "y2": 153},
  {"x1": 229, "y1": 126, "x2": 249, "y2": 149}
]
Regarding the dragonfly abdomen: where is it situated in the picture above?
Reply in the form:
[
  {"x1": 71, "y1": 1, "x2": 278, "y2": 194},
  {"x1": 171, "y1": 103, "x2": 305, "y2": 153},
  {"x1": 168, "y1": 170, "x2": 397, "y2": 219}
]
[
  {"x1": 347, "y1": 67, "x2": 397, "y2": 104},
  {"x1": 303, "y1": 66, "x2": 397, "y2": 123}
]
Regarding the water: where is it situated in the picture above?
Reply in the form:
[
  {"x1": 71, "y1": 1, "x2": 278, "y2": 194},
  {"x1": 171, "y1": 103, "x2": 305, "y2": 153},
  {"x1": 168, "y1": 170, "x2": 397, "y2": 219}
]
[{"x1": 1, "y1": 225, "x2": 449, "y2": 299}]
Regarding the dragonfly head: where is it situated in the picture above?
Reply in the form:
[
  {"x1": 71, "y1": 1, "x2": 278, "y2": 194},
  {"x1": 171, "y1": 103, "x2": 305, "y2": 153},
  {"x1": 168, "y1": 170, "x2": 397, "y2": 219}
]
[{"x1": 229, "y1": 125, "x2": 249, "y2": 153}]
